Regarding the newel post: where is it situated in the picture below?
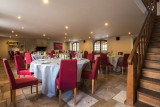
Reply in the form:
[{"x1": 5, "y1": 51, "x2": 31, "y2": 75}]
[{"x1": 126, "y1": 64, "x2": 136, "y2": 106}]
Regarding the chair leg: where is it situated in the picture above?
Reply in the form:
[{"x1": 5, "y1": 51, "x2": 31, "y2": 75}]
[
  {"x1": 106, "y1": 66, "x2": 108, "y2": 73},
  {"x1": 36, "y1": 84, "x2": 38, "y2": 100},
  {"x1": 26, "y1": 64, "x2": 28, "y2": 69},
  {"x1": 18, "y1": 75, "x2": 20, "y2": 78},
  {"x1": 110, "y1": 65, "x2": 111, "y2": 72},
  {"x1": 55, "y1": 83, "x2": 57, "y2": 97},
  {"x1": 95, "y1": 79, "x2": 98, "y2": 90},
  {"x1": 59, "y1": 90, "x2": 61, "y2": 107},
  {"x1": 74, "y1": 88, "x2": 76, "y2": 105},
  {"x1": 12, "y1": 89, "x2": 16, "y2": 107},
  {"x1": 122, "y1": 67, "x2": 124, "y2": 76},
  {"x1": 10, "y1": 88, "x2": 12, "y2": 102},
  {"x1": 31, "y1": 86, "x2": 32, "y2": 94},
  {"x1": 92, "y1": 80, "x2": 94, "y2": 95}
]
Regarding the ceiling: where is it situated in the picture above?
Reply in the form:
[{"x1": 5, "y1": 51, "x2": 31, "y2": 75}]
[{"x1": 0, "y1": 0, "x2": 146, "y2": 41}]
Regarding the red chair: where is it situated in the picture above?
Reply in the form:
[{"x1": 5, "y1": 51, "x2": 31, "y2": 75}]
[
  {"x1": 14, "y1": 55, "x2": 32, "y2": 78},
  {"x1": 71, "y1": 51, "x2": 76, "y2": 58},
  {"x1": 25, "y1": 53, "x2": 32, "y2": 69},
  {"x1": 59, "y1": 50, "x2": 63, "y2": 53},
  {"x1": 87, "y1": 54, "x2": 94, "y2": 69},
  {"x1": 51, "y1": 50, "x2": 55, "y2": 54},
  {"x1": 81, "y1": 57, "x2": 100, "y2": 94},
  {"x1": 15, "y1": 51, "x2": 20, "y2": 55},
  {"x1": 83, "y1": 51, "x2": 88, "y2": 59},
  {"x1": 117, "y1": 54, "x2": 129, "y2": 75},
  {"x1": 92, "y1": 51, "x2": 96, "y2": 55},
  {"x1": 118, "y1": 52, "x2": 123, "y2": 55},
  {"x1": 55, "y1": 59, "x2": 77, "y2": 107},
  {"x1": 46, "y1": 53, "x2": 54, "y2": 58},
  {"x1": 3, "y1": 59, "x2": 38, "y2": 107},
  {"x1": 8, "y1": 51, "x2": 14, "y2": 60},
  {"x1": 100, "y1": 53, "x2": 111, "y2": 72}
]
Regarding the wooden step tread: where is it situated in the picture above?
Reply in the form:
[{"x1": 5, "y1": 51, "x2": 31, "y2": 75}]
[
  {"x1": 143, "y1": 68, "x2": 160, "y2": 72},
  {"x1": 141, "y1": 77, "x2": 160, "y2": 85},
  {"x1": 138, "y1": 88, "x2": 160, "y2": 100},
  {"x1": 134, "y1": 101, "x2": 154, "y2": 107}
]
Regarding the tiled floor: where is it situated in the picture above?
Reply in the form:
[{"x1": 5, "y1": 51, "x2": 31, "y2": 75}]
[{"x1": 0, "y1": 60, "x2": 127, "y2": 107}]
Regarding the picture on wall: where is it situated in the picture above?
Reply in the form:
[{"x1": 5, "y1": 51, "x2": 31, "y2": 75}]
[{"x1": 54, "y1": 42, "x2": 63, "y2": 50}]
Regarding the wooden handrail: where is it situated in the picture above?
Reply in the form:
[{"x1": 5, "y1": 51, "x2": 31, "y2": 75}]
[{"x1": 126, "y1": 0, "x2": 157, "y2": 106}]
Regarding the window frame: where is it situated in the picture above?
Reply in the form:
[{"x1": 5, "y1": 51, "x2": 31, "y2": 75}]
[
  {"x1": 72, "y1": 42, "x2": 79, "y2": 51},
  {"x1": 93, "y1": 40, "x2": 107, "y2": 54}
]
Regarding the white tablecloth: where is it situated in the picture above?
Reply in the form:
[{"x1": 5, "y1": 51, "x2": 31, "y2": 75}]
[
  {"x1": 31, "y1": 54, "x2": 46, "y2": 60},
  {"x1": 30, "y1": 58, "x2": 90, "y2": 97},
  {"x1": 75, "y1": 53, "x2": 83, "y2": 58}
]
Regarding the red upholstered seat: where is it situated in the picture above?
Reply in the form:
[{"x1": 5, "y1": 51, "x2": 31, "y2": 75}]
[
  {"x1": 87, "y1": 54, "x2": 94, "y2": 69},
  {"x1": 46, "y1": 53, "x2": 54, "y2": 58},
  {"x1": 83, "y1": 51, "x2": 88, "y2": 58},
  {"x1": 3, "y1": 59, "x2": 38, "y2": 107},
  {"x1": 15, "y1": 76, "x2": 38, "y2": 89},
  {"x1": 117, "y1": 54, "x2": 129, "y2": 75},
  {"x1": 100, "y1": 53, "x2": 110, "y2": 66},
  {"x1": 15, "y1": 51, "x2": 20, "y2": 55},
  {"x1": 81, "y1": 57, "x2": 100, "y2": 94},
  {"x1": 25, "y1": 53, "x2": 32, "y2": 65},
  {"x1": 51, "y1": 50, "x2": 55, "y2": 54},
  {"x1": 55, "y1": 59, "x2": 77, "y2": 106},
  {"x1": 71, "y1": 51, "x2": 76, "y2": 58},
  {"x1": 14, "y1": 55, "x2": 32, "y2": 77}
]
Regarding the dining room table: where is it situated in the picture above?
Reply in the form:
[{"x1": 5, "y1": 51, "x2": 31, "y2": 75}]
[{"x1": 30, "y1": 58, "x2": 90, "y2": 97}]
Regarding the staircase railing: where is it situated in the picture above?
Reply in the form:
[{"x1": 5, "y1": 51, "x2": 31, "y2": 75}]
[{"x1": 126, "y1": 0, "x2": 157, "y2": 106}]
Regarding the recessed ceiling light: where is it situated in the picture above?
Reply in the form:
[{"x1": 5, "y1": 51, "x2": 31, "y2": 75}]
[
  {"x1": 65, "y1": 33, "x2": 67, "y2": 35},
  {"x1": 17, "y1": 16, "x2": 21, "y2": 20},
  {"x1": 11, "y1": 30, "x2": 14, "y2": 33},
  {"x1": 128, "y1": 32, "x2": 131, "y2": 35},
  {"x1": 105, "y1": 22, "x2": 109, "y2": 26},
  {"x1": 64, "y1": 36, "x2": 67, "y2": 39},
  {"x1": 43, "y1": 34, "x2": 46, "y2": 37},
  {"x1": 43, "y1": 0, "x2": 48, "y2": 4},
  {"x1": 22, "y1": 26, "x2": 24, "y2": 29},
  {"x1": 15, "y1": 34, "x2": 18, "y2": 37},
  {"x1": 90, "y1": 32, "x2": 93, "y2": 34},
  {"x1": 69, "y1": 39, "x2": 70, "y2": 41},
  {"x1": 89, "y1": 36, "x2": 91, "y2": 39},
  {"x1": 65, "y1": 26, "x2": 69, "y2": 29},
  {"x1": 9, "y1": 36, "x2": 12, "y2": 38},
  {"x1": 106, "y1": 35, "x2": 109, "y2": 37}
]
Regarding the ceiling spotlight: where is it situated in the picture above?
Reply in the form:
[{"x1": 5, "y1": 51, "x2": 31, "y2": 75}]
[
  {"x1": 9, "y1": 36, "x2": 12, "y2": 38},
  {"x1": 43, "y1": 0, "x2": 48, "y2": 4},
  {"x1": 105, "y1": 22, "x2": 109, "y2": 26},
  {"x1": 15, "y1": 34, "x2": 18, "y2": 37},
  {"x1": 21, "y1": 26, "x2": 24, "y2": 29},
  {"x1": 65, "y1": 26, "x2": 69, "y2": 29},
  {"x1": 89, "y1": 36, "x2": 91, "y2": 39},
  {"x1": 69, "y1": 39, "x2": 70, "y2": 41},
  {"x1": 43, "y1": 34, "x2": 46, "y2": 37},
  {"x1": 128, "y1": 32, "x2": 131, "y2": 35},
  {"x1": 106, "y1": 35, "x2": 109, "y2": 38},
  {"x1": 17, "y1": 16, "x2": 21, "y2": 20},
  {"x1": 90, "y1": 32, "x2": 93, "y2": 34},
  {"x1": 65, "y1": 33, "x2": 67, "y2": 35},
  {"x1": 11, "y1": 30, "x2": 14, "y2": 33}
]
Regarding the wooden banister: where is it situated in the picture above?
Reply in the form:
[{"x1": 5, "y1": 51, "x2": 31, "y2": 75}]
[{"x1": 126, "y1": 0, "x2": 157, "y2": 106}]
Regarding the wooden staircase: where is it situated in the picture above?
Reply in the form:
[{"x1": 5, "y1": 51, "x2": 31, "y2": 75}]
[{"x1": 136, "y1": 16, "x2": 160, "y2": 107}]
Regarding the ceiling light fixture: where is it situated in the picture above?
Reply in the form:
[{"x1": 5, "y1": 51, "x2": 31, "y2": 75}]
[
  {"x1": 17, "y1": 16, "x2": 21, "y2": 20},
  {"x1": 11, "y1": 30, "x2": 14, "y2": 33},
  {"x1": 89, "y1": 36, "x2": 91, "y2": 39},
  {"x1": 69, "y1": 39, "x2": 70, "y2": 41},
  {"x1": 128, "y1": 32, "x2": 131, "y2": 35},
  {"x1": 64, "y1": 36, "x2": 67, "y2": 39},
  {"x1": 65, "y1": 26, "x2": 69, "y2": 29},
  {"x1": 90, "y1": 32, "x2": 93, "y2": 34},
  {"x1": 9, "y1": 36, "x2": 12, "y2": 38},
  {"x1": 65, "y1": 33, "x2": 67, "y2": 35},
  {"x1": 105, "y1": 22, "x2": 109, "y2": 26},
  {"x1": 22, "y1": 26, "x2": 24, "y2": 29},
  {"x1": 43, "y1": 0, "x2": 48, "y2": 4},
  {"x1": 15, "y1": 34, "x2": 18, "y2": 37},
  {"x1": 106, "y1": 35, "x2": 109, "y2": 38},
  {"x1": 43, "y1": 34, "x2": 46, "y2": 37}
]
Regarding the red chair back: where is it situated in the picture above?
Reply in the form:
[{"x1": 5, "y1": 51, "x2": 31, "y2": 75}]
[
  {"x1": 118, "y1": 52, "x2": 123, "y2": 55},
  {"x1": 71, "y1": 51, "x2": 76, "y2": 58},
  {"x1": 87, "y1": 54, "x2": 94, "y2": 61},
  {"x1": 15, "y1": 51, "x2": 20, "y2": 55},
  {"x1": 51, "y1": 50, "x2": 55, "y2": 54},
  {"x1": 92, "y1": 51, "x2": 96, "y2": 55},
  {"x1": 83, "y1": 51, "x2": 88, "y2": 58},
  {"x1": 59, "y1": 59, "x2": 77, "y2": 90},
  {"x1": 14, "y1": 55, "x2": 26, "y2": 75},
  {"x1": 25, "y1": 53, "x2": 32, "y2": 64},
  {"x1": 3, "y1": 59, "x2": 16, "y2": 89},
  {"x1": 92, "y1": 57, "x2": 100, "y2": 79},
  {"x1": 122, "y1": 54, "x2": 129, "y2": 67},
  {"x1": 46, "y1": 53, "x2": 54, "y2": 58},
  {"x1": 100, "y1": 53, "x2": 109, "y2": 66},
  {"x1": 11, "y1": 51, "x2": 14, "y2": 56}
]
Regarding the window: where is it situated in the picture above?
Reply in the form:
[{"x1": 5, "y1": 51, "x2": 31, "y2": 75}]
[
  {"x1": 93, "y1": 40, "x2": 107, "y2": 53},
  {"x1": 72, "y1": 42, "x2": 79, "y2": 51}
]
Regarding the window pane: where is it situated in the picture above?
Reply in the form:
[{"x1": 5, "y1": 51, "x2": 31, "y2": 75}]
[{"x1": 101, "y1": 41, "x2": 107, "y2": 53}]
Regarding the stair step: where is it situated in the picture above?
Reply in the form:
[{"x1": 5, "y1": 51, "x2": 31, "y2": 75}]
[
  {"x1": 142, "y1": 68, "x2": 160, "y2": 79},
  {"x1": 146, "y1": 53, "x2": 160, "y2": 60},
  {"x1": 140, "y1": 77, "x2": 160, "y2": 92},
  {"x1": 144, "y1": 60, "x2": 160, "y2": 69},
  {"x1": 137, "y1": 88, "x2": 160, "y2": 107},
  {"x1": 148, "y1": 47, "x2": 160, "y2": 54},
  {"x1": 134, "y1": 101, "x2": 154, "y2": 107}
]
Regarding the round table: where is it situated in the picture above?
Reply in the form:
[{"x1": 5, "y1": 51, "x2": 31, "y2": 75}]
[
  {"x1": 30, "y1": 58, "x2": 90, "y2": 97},
  {"x1": 31, "y1": 54, "x2": 46, "y2": 60}
]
